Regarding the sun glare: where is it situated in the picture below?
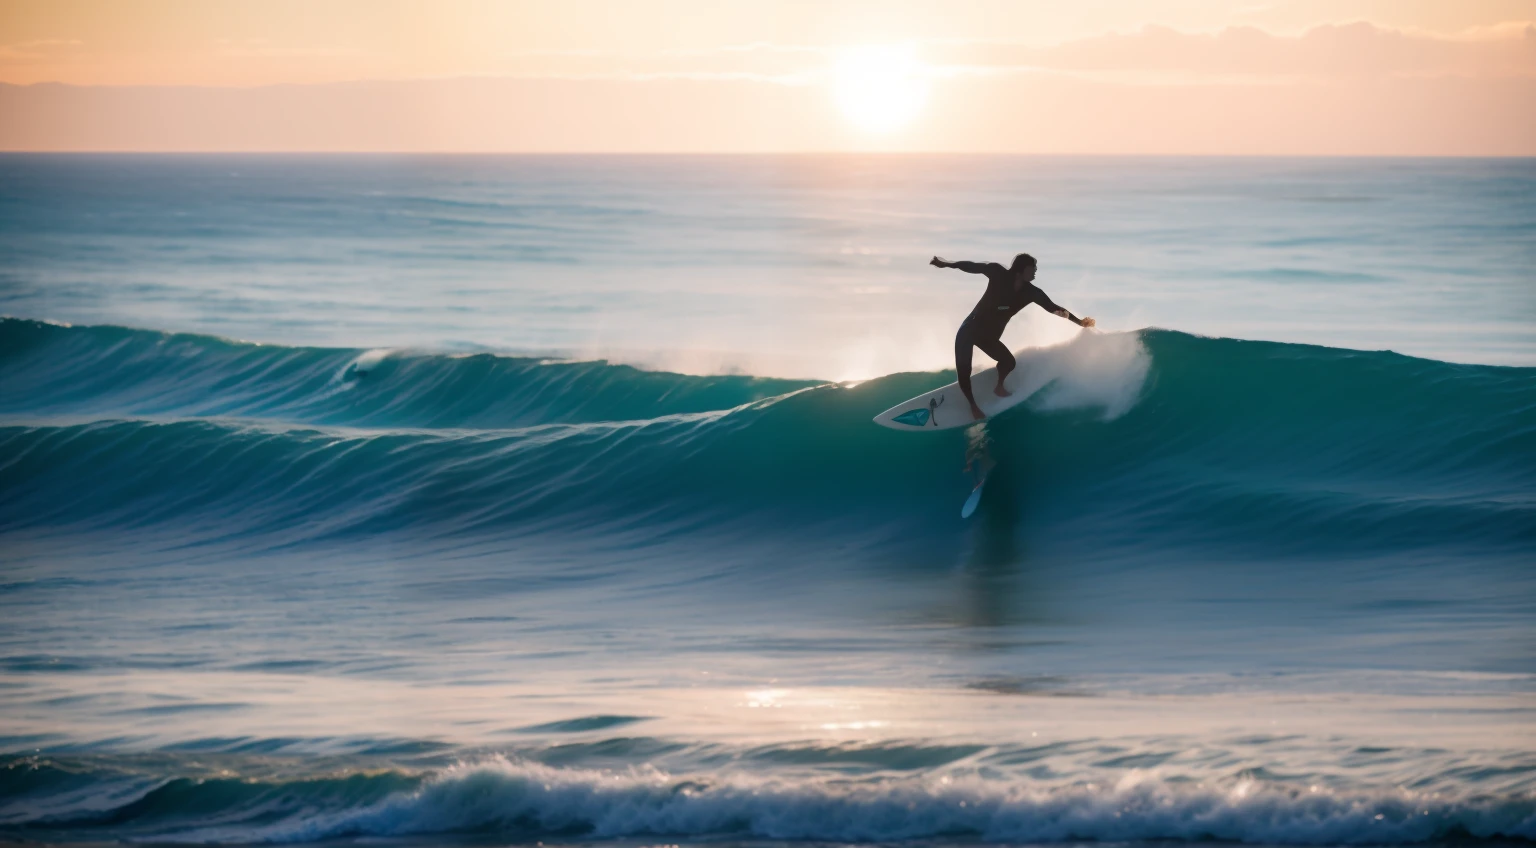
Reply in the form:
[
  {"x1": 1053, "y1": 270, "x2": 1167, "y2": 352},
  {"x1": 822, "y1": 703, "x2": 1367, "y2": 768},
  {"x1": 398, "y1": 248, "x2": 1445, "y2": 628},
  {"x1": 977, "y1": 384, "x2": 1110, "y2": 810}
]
[{"x1": 832, "y1": 45, "x2": 930, "y2": 133}]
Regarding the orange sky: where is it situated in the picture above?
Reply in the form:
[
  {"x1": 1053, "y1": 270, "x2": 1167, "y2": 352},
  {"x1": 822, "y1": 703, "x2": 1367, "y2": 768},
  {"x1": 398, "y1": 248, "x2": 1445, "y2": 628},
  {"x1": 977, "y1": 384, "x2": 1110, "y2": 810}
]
[{"x1": 2, "y1": 0, "x2": 1533, "y2": 153}]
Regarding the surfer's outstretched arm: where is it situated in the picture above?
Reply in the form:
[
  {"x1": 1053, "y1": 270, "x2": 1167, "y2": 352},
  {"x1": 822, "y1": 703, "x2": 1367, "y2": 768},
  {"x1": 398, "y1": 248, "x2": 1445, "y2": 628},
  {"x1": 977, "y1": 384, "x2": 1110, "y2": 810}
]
[
  {"x1": 931, "y1": 257, "x2": 990, "y2": 274},
  {"x1": 1033, "y1": 290, "x2": 1096, "y2": 328}
]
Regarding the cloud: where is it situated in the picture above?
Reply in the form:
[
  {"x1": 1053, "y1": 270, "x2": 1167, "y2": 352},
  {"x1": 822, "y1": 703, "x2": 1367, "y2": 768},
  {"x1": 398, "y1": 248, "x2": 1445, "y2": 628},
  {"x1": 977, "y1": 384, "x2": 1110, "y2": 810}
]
[
  {"x1": 485, "y1": 21, "x2": 1536, "y2": 86},
  {"x1": 495, "y1": 70, "x2": 813, "y2": 85},
  {"x1": 1423, "y1": 20, "x2": 1536, "y2": 41},
  {"x1": 212, "y1": 38, "x2": 364, "y2": 59},
  {"x1": 0, "y1": 39, "x2": 82, "y2": 61},
  {"x1": 493, "y1": 41, "x2": 832, "y2": 83},
  {"x1": 923, "y1": 21, "x2": 1536, "y2": 82},
  {"x1": 5, "y1": 21, "x2": 1528, "y2": 89}
]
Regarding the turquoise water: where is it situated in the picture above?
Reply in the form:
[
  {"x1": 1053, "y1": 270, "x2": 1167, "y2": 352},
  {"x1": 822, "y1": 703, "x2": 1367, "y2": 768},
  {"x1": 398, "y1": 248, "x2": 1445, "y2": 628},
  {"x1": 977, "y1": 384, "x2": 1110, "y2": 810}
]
[{"x1": 0, "y1": 155, "x2": 1533, "y2": 845}]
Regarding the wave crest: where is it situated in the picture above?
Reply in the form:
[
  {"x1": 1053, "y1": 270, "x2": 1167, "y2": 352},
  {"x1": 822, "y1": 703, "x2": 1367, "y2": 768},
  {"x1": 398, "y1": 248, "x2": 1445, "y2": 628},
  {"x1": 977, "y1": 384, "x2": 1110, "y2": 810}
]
[{"x1": 184, "y1": 758, "x2": 1536, "y2": 844}]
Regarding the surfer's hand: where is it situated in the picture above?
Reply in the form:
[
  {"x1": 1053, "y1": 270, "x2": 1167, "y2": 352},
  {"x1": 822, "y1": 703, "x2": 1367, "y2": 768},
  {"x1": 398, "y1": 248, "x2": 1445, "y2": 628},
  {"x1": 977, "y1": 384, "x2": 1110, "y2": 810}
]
[
  {"x1": 1081, "y1": 316, "x2": 1097, "y2": 328},
  {"x1": 930, "y1": 256, "x2": 948, "y2": 268}
]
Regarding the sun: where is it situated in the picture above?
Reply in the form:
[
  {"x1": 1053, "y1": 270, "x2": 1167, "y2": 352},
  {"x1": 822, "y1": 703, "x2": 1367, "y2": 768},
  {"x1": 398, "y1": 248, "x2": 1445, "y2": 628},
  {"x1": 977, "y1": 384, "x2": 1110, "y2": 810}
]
[{"x1": 832, "y1": 45, "x2": 930, "y2": 133}]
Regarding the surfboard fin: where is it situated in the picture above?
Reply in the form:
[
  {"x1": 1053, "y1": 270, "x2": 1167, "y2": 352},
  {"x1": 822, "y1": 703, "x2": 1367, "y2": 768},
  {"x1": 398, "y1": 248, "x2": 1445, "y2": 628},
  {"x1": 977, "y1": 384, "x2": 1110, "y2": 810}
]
[{"x1": 961, "y1": 474, "x2": 988, "y2": 519}]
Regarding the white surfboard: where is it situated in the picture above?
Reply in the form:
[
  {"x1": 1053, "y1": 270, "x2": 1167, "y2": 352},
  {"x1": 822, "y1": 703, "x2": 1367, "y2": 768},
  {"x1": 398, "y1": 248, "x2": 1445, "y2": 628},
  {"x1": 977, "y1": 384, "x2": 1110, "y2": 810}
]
[{"x1": 873, "y1": 349, "x2": 1055, "y2": 431}]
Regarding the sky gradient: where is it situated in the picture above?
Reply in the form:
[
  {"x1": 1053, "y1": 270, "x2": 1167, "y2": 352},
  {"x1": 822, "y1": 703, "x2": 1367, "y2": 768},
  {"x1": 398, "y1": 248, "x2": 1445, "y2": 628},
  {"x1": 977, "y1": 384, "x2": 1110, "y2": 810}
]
[{"x1": 2, "y1": 0, "x2": 1533, "y2": 154}]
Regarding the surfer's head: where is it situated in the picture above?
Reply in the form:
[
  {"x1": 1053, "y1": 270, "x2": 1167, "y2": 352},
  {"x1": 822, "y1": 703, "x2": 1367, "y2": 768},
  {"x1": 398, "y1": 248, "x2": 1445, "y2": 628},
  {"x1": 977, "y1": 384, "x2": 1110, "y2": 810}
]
[{"x1": 1011, "y1": 253, "x2": 1037, "y2": 285}]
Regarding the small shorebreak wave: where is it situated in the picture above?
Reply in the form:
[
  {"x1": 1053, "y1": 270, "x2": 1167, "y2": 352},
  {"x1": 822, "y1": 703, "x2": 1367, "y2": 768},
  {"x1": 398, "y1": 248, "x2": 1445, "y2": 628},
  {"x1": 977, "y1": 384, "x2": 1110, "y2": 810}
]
[{"x1": 3, "y1": 753, "x2": 1533, "y2": 845}]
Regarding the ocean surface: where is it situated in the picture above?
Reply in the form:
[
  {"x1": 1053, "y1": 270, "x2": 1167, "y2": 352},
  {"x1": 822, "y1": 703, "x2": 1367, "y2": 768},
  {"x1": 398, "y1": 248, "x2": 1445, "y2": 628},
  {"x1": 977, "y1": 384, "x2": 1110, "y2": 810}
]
[{"x1": 0, "y1": 154, "x2": 1533, "y2": 846}]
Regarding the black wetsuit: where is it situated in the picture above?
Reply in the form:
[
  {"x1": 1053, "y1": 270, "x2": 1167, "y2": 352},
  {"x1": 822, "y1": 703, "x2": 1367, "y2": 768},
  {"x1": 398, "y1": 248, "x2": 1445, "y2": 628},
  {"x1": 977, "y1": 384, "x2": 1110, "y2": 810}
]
[{"x1": 949, "y1": 261, "x2": 1072, "y2": 410}]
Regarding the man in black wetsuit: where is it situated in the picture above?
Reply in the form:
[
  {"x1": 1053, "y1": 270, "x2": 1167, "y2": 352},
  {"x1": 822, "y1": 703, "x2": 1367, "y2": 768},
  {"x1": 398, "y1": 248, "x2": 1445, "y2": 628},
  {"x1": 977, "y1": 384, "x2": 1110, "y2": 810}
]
[{"x1": 931, "y1": 253, "x2": 1095, "y2": 421}]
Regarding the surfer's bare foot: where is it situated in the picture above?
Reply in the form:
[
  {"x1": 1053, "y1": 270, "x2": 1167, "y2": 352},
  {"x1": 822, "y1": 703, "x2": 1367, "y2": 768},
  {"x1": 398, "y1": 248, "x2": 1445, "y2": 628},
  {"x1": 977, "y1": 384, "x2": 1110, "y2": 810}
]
[
  {"x1": 970, "y1": 403, "x2": 986, "y2": 420},
  {"x1": 1081, "y1": 316, "x2": 1097, "y2": 328},
  {"x1": 994, "y1": 382, "x2": 1012, "y2": 398}
]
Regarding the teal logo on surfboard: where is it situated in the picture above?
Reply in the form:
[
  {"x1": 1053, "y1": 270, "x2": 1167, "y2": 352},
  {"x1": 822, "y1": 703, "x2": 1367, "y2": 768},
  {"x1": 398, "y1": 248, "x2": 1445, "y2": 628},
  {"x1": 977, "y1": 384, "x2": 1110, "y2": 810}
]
[{"x1": 893, "y1": 396, "x2": 943, "y2": 428}]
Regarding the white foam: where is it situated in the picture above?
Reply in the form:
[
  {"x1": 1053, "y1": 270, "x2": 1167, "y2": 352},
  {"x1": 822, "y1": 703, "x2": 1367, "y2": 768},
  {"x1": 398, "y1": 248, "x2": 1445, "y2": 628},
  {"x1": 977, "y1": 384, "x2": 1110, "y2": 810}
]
[
  {"x1": 245, "y1": 757, "x2": 1534, "y2": 845},
  {"x1": 346, "y1": 348, "x2": 395, "y2": 375}
]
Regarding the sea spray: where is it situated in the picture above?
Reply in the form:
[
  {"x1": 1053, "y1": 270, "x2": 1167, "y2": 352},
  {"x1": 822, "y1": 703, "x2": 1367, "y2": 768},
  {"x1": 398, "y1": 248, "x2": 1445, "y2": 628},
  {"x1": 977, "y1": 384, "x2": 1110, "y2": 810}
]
[{"x1": 1022, "y1": 331, "x2": 1152, "y2": 420}]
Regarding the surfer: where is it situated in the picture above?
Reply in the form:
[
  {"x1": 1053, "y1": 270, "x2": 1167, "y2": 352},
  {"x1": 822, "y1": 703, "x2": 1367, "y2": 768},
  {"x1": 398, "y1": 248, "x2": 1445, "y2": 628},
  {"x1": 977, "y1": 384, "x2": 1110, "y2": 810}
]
[{"x1": 931, "y1": 253, "x2": 1095, "y2": 420}]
